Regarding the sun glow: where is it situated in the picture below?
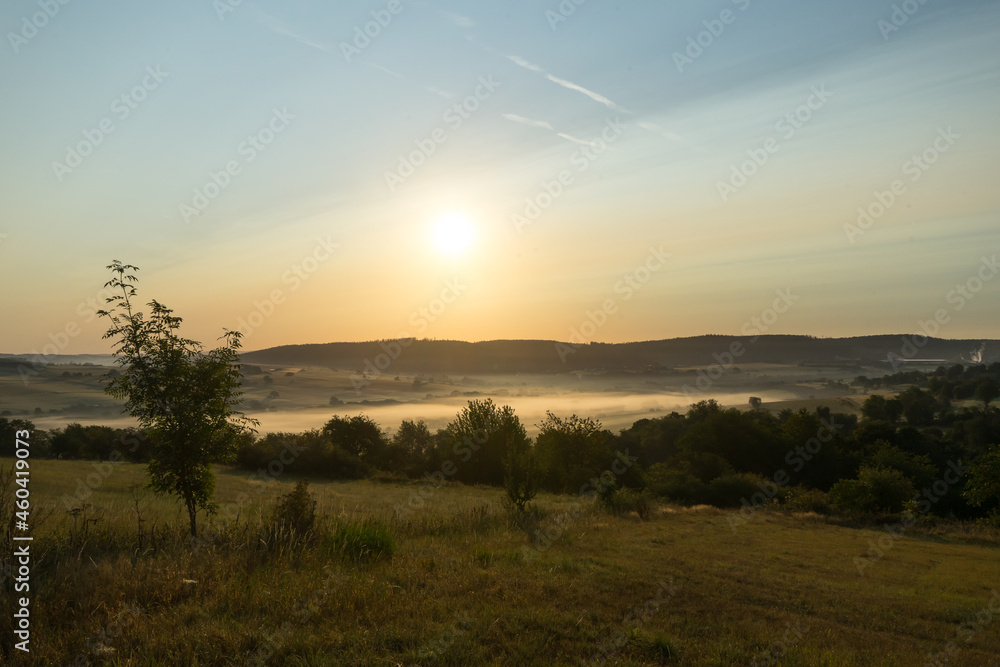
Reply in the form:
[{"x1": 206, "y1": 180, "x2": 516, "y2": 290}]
[{"x1": 431, "y1": 213, "x2": 475, "y2": 256}]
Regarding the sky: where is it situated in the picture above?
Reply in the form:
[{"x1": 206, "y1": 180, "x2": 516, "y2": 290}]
[{"x1": 1, "y1": 0, "x2": 999, "y2": 355}]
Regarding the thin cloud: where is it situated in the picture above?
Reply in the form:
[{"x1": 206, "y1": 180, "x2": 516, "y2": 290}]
[
  {"x1": 427, "y1": 86, "x2": 455, "y2": 99},
  {"x1": 506, "y1": 54, "x2": 544, "y2": 73},
  {"x1": 502, "y1": 113, "x2": 602, "y2": 148},
  {"x1": 545, "y1": 74, "x2": 627, "y2": 112},
  {"x1": 253, "y1": 10, "x2": 332, "y2": 53},
  {"x1": 363, "y1": 62, "x2": 403, "y2": 78},
  {"x1": 440, "y1": 11, "x2": 476, "y2": 28},
  {"x1": 557, "y1": 133, "x2": 601, "y2": 147},
  {"x1": 637, "y1": 121, "x2": 681, "y2": 141},
  {"x1": 502, "y1": 114, "x2": 554, "y2": 130},
  {"x1": 505, "y1": 53, "x2": 630, "y2": 113}
]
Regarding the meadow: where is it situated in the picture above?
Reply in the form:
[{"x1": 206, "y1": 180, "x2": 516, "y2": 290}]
[{"x1": 5, "y1": 459, "x2": 1000, "y2": 665}]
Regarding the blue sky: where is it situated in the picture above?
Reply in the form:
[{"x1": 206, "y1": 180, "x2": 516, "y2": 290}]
[{"x1": 1, "y1": 0, "x2": 998, "y2": 354}]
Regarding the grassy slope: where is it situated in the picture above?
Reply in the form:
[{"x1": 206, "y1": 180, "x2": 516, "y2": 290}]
[{"x1": 8, "y1": 460, "x2": 1000, "y2": 665}]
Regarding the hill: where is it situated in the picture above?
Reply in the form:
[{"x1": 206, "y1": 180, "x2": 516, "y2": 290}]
[{"x1": 241, "y1": 335, "x2": 998, "y2": 374}]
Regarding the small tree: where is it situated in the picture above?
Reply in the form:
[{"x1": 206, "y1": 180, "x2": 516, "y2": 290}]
[
  {"x1": 274, "y1": 478, "x2": 317, "y2": 535},
  {"x1": 98, "y1": 261, "x2": 258, "y2": 538},
  {"x1": 503, "y1": 433, "x2": 537, "y2": 513}
]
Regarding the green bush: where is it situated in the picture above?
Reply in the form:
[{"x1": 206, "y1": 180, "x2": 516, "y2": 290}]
[
  {"x1": 829, "y1": 466, "x2": 916, "y2": 516},
  {"x1": 328, "y1": 520, "x2": 396, "y2": 563},
  {"x1": 704, "y1": 473, "x2": 775, "y2": 509},
  {"x1": 782, "y1": 486, "x2": 831, "y2": 514},
  {"x1": 600, "y1": 487, "x2": 655, "y2": 520},
  {"x1": 273, "y1": 478, "x2": 317, "y2": 535},
  {"x1": 646, "y1": 464, "x2": 706, "y2": 505}
]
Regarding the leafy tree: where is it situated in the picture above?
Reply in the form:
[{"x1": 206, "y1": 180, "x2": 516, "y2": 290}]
[
  {"x1": 778, "y1": 409, "x2": 845, "y2": 490},
  {"x1": 322, "y1": 415, "x2": 388, "y2": 467},
  {"x1": 387, "y1": 419, "x2": 433, "y2": 476},
  {"x1": 681, "y1": 451, "x2": 734, "y2": 484},
  {"x1": 865, "y1": 441, "x2": 938, "y2": 491},
  {"x1": 535, "y1": 412, "x2": 612, "y2": 493},
  {"x1": 964, "y1": 444, "x2": 1000, "y2": 512},
  {"x1": 861, "y1": 394, "x2": 889, "y2": 421},
  {"x1": 50, "y1": 423, "x2": 118, "y2": 461},
  {"x1": 442, "y1": 399, "x2": 526, "y2": 486},
  {"x1": 974, "y1": 379, "x2": 1000, "y2": 409},
  {"x1": 677, "y1": 407, "x2": 783, "y2": 477},
  {"x1": 0, "y1": 418, "x2": 48, "y2": 458},
  {"x1": 862, "y1": 395, "x2": 901, "y2": 422},
  {"x1": 686, "y1": 399, "x2": 723, "y2": 423},
  {"x1": 850, "y1": 420, "x2": 898, "y2": 458},
  {"x1": 617, "y1": 413, "x2": 687, "y2": 466},
  {"x1": 898, "y1": 387, "x2": 938, "y2": 427},
  {"x1": 393, "y1": 419, "x2": 434, "y2": 457},
  {"x1": 98, "y1": 261, "x2": 257, "y2": 538}
]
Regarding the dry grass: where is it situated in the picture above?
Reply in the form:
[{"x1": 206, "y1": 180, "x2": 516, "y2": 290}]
[{"x1": 3, "y1": 459, "x2": 1000, "y2": 665}]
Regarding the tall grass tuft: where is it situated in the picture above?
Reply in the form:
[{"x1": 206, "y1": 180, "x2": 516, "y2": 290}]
[
  {"x1": 326, "y1": 519, "x2": 396, "y2": 563},
  {"x1": 600, "y1": 487, "x2": 655, "y2": 520}
]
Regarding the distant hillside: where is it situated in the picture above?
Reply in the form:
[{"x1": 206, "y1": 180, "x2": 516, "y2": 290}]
[{"x1": 241, "y1": 335, "x2": 999, "y2": 374}]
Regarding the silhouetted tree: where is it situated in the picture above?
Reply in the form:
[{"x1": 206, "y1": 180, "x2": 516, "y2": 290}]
[
  {"x1": 964, "y1": 444, "x2": 1000, "y2": 517},
  {"x1": 535, "y1": 413, "x2": 612, "y2": 493},
  {"x1": 503, "y1": 432, "x2": 537, "y2": 512},
  {"x1": 974, "y1": 379, "x2": 1000, "y2": 409},
  {"x1": 322, "y1": 415, "x2": 389, "y2": 467},
  {"x1": 442, "y1": 399, "x2": 526, "y2": 486},
  {"x1": 98, "y1": 261, "x2": 257, "y2": 538}
]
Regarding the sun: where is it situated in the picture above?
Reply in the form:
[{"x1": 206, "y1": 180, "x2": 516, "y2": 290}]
[{"x1": 431, "y1": 213, "x2": 475, "y2": 256}]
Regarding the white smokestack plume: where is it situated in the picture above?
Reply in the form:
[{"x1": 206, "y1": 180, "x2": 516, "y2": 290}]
[{"x1": 970, "y1": 342, "x2": 985, "y2": 364}]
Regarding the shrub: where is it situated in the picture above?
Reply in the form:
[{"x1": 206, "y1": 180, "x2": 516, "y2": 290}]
[
  {"x1": 600, "y1": 487, "x2": 655, "y2": 520},
  {"x1": 646, "y1": 465, "x2": 706, "y2": 505},
  {"x1": 273, "y1": 478, "x2": 316, "y2": 535},
  {"x1": 503, "y1": 434, "x2": 538, "y2": 512},
  {"x1": 704, "y1": 473, "x2": 775, "y2": 509},
  {"x1": 782, "y1": 486, "x2": 831, "y2": 514},
  {"x1": 507, "y1": 502, "x2": 547, "y2": 538},
  {"x1": 829, "y1": 466, "x2": 916, "y2": 515},
  {"x1": 328, "y1": 520, "x2": 396, "y2": 563}
]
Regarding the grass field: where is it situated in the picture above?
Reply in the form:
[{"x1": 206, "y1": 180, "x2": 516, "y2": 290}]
[{"x1": 5, "y1": 459, "x2": 1000, "y2": 665}]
